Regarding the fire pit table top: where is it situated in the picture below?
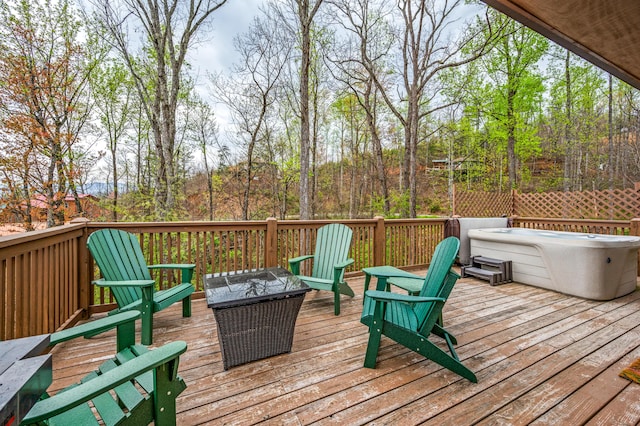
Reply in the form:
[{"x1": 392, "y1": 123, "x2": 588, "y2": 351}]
[{"x1": 204, "y1": 267, "x2": 310, "y2": 309}]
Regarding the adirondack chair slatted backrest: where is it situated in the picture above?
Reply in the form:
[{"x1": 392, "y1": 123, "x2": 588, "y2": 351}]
[
  {"x1": 88, "y1": 229, "x2": 153, "y2": 307},
  {"x1": 414, "y1": 237, "x2": 460, "y2": 333},
  {"x1": 311, "y1": 223, "x2": 353, "y2": 281},
  {"x1": 418, "y1": 269, "x2": 460, "y2": 335}
]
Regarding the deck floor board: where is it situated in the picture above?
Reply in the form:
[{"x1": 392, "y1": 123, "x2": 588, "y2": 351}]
[{"x1": 47, "y1": 270, "x2": 640, "y2": 425}]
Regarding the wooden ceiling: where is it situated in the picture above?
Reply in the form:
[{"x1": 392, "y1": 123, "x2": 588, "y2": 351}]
[{"x1": 481, "y1": 0, "x2": 640, "y2": 89}]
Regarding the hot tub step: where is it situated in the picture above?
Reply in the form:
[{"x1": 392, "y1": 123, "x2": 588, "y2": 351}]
[
  {"x1": 462, "y1": 256, "x2": 513, "y2": 286},
  {"x1": 461, "y1": 266, "x2": 503, "y2": 285},
  {"x1": 472, "y1": 256, "x2": 507, "y2": 268}
]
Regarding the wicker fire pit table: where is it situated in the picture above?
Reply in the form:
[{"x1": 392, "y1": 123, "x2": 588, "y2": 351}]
[{"x1": 204, "y1": 267, "x2": 311, "y2": 370}]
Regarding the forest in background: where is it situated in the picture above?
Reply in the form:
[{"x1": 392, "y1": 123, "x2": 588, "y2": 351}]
[{"x1": 1, "y1": 0, "x2": 639, "y2": 228}]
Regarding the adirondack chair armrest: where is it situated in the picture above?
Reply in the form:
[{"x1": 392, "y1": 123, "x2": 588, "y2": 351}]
[
  {"x1": 334, "y1": 258, "x2": 355, "y2": 270},
  {"x1": 288, "y1": 255, "x2": 314, "y2": 275},
  {"x1": 148, "y1": 263, "x2": 195, "y2": 269},
  {"x1": 21, "y1": 341, "x2": 188, "y2": 424},
  {"x1": 49, "y1": 311, "x2": 141, "y2": 347},
  {"x1": 289, "y1": 254, "x2": 314, "y2": 264},
  {"x1": 365, "y1": 290, "x2": 446, "y2": 304},
  {"x1": 372, "y1": 270, "x2": 424, "y2": 280},
  {"x1": 333, "y1": 258, "x2": 355, "y2": 283},
  {"x1": 148, "y1": 263, "x2": 196, "y2": 283},
  {"x1": 92, "y1": 278, "x2": 156, "y2": 288}
]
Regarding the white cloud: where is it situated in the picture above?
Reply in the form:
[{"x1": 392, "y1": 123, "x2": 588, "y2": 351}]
[
  {"x1": 190, "y1": 0, "x2": 264, "y2": 80},
  {"x1": 187, "y1": 0, "x2": 265, "y2": 144}
]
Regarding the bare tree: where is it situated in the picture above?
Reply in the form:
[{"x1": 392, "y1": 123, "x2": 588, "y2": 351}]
[
  {"x1": 90, "y1": 0, "x2": 228, "y2": 219},
  {"x1": 272, "y1": 0, "x2": 327, "y2": 219},
  {"x1": 361, "y1": 0, "x2": 504, "y2": 216},
  {"x1": 212, "y1": 12, "x2": 291, "y2": 220},
  {"x1": 329, "y1": 0, "x2": 394, "y2": 215},
  {"x1": 297, "y1": 0, "x2": 326, "y2": 220},
  {"x1": 186, "y1": 99, "x2": 220, "y2": 220}
]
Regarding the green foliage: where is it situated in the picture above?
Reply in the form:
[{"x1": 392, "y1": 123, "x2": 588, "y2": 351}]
[
  {"x1": 116, "y1": 191, "x2": 157, "y2": 222},
  {"x1": 426, "y1": 198, "x2": 443, "y2": 214},
  {"x1": 0, "y1": 0, "x2": 99, "y2": 227},
  {"x1": 442, "y1": 9, "x2": 548, "y2": 191},
  {"x1": 369, "y1": 195, "x2": 389, "y2": 217},
  {"x1": 389, "y1": 191, "x2": 411, "y2": 218}
]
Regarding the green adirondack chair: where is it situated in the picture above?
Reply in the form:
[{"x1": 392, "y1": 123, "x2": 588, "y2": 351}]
[
  {"x1": 360, "y1": 237, "x2": 477, "y2": 382},
  {"x1": 22, "y1": 311, "x2": 188, "y2": 426},
  {"x1": 363, "y1": 237, "x2": 461, "y2": 297},
  {"x1": 288, "y1": 223, "x2": 355, "y2": 315},
  {"x1": 87, "y1": 229, "x2": 195, "y2": 345}
]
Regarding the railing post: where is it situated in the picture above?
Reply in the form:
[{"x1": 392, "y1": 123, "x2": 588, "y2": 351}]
[
  {"x1": 265, "y1": 217, "x2": 278, "y2": 268},
  {"x1": 631, "y1": 218, "x2": 640, "y2": 277},
  {"x1": 71, "y1": 217, "x2": 91, "y2": 319},
  {"x1": 373, "y1": 216, "x2": 386, "y2": 267}
]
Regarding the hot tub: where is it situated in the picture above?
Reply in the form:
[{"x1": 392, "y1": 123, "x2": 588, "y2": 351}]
[{"x1": 468, "y1": 228, "x2": 640, "y2": 300}]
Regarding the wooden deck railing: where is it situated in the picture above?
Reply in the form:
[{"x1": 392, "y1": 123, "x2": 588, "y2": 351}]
[
  {"x1": 0, "y1": 223, "x2": 88, "y2": 340},
  {"x1": 2, "y1": 216, "x2": 640, "y2": 341},
  {"x1": 84, "y1": 218, "x2": 447, "y2": 313}
]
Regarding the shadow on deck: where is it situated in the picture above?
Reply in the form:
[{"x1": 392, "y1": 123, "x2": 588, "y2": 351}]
[{"x1": 48, "y1": 270, "x2": 640, "y2": 425}]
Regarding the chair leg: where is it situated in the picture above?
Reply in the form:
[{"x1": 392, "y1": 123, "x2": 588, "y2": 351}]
[
  {"x1": 334, "y1": 291, "x2": 341, "y2": 315},
  {"x1": 116, "y1": 318, "x2": 137, "y2": 352},
  {"x1": 182, "y1": 295, "x2": 192, "y2": 317},
  {"x1": 443, "y1": 332, "x2": 458, "y2": 360},
  {"x1": 362, "y1": 274, "x2": 371, "y2": 306},
  {"x1": 154, "y1": 359, "x2": 184, "y2": 426},
  {"x1": 339, "y1": 282, "x2": 355, "y2": 297},
  {"x1": 364, "y1": 319, "x2": 383, "y2": 368},
  {"x1": 420, "y1": 339, "x2": 477, "y2": 383},
  {"x1": 432, "y1": 323, "x2": 458, "y2": 346},
  {"x1": 140, "y1": 287, "x2": 154, "y2": 345}
]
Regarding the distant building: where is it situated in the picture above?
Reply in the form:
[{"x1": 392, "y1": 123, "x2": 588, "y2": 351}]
[
  {"x1": 0, "y1": 193, "x2": 100, "y2": 224},
  {"x1": 29, "y1": 193, "x2": 100, "y2": 222},
  {"x1": 431, "y1": 157, "x2": 480, "y2": 172}
]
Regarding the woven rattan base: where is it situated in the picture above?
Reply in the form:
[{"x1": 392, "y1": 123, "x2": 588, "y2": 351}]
[{"x1": 213, "y1": 294, "x2": 305, "y2": 370}]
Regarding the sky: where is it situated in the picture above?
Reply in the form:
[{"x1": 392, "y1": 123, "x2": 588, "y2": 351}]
[
  {"x1": 190, "y1": 0, "x2": 264, "y2": 90},
  {"x1": 186, "y1": 0, "x2": 487, "y2": 147},
  {"x1": 194, "y1": 0, "x2": 486, "y2": 76},
  {"x1": 187, "y1": 0, "x2": 265, "y2": 143}
]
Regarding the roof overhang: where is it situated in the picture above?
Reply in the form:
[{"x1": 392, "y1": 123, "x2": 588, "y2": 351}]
[{"x1": 481, "y1": 0, "x2": 640, "y2": 90}]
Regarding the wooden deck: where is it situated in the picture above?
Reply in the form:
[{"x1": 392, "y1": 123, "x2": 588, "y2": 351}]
[{"x1": 48, "y1": 270, "x2": 640, "y2": 425}]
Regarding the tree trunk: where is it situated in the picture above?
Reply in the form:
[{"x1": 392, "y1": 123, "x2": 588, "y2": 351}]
[
  {"x1": 608, "y1": 74, "x2": 614, "y2": 192},
  {"x1": 364, "y1": 90, "x2": 390, "y2": 214},
  {"x1": 506, "y1": 87, "x2": 517, "y2": 189},
  {"x1": 111, "y1": 147, "x2": 118, "y2": 221},
  {"x1": 564, "y1": 50, "x2": 572, "y2": 192},
  {"x1": 299, "y1": 7, "x2": 311, "y2": 220},
  {"x1": 311, "y1": 72, "x2": 319, "y2": 219},
  {"x1": 409, "y1": 101, "x2": 419, "y2": 218},
  {"x1": 296, "y1": 0, "x2": 323, "y2": 220}
]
